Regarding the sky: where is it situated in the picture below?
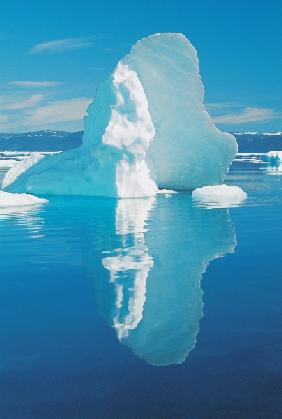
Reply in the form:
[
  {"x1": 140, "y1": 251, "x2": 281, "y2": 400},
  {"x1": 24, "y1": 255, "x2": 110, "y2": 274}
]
[{"x1": 0, "y1": 0, "x2": 281, "y2": 133}]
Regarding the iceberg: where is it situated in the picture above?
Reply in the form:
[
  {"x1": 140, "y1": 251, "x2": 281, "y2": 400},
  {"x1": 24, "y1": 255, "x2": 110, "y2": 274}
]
[{"x1": 5, "y1": 33, "x2": 237, "y2": 198}]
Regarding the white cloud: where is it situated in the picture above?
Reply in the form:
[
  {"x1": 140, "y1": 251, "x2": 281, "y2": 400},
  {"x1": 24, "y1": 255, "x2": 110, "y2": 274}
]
[
  {"x1": 0, "y1": 94, "x2": 44, "y2": 110},
  {"x1": 213, "y1": 107, "x2": 281, "y2": 125},
  {"x1": 29, "y1": 37, "x2": 93, "y2": 54},
  {"x1": 24, "y1": 97, "x2": 92, "y2": 125},
  {"x1": 206, "y1": 102, "x2": 241, "y2": 110},
  {"x1": 8, "y1": 81, "x2": 63, "y2": 88},
  {"x1": 0, "y1": 115, "x2": 9, "y2": 124}
]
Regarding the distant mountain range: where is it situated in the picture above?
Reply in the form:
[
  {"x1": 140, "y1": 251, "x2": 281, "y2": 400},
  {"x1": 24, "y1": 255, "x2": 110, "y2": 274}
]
[
  {"x1": 232, "y1": 132, "x2": 282, "y2": 152},
  {"x1": 0, "y1": 130, "x2": 83, "y2": 151},
  {"x1": 0, "y1": 130, "x2": 281, "y2": 152}
]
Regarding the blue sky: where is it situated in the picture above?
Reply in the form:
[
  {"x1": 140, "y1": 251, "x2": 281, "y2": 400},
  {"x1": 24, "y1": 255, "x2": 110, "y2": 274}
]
[{"x1": 0, "y1": 0, "x2": 281, "y2": 133}]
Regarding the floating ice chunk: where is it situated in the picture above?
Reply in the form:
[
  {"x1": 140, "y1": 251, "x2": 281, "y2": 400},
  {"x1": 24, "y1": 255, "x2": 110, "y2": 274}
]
[
  {"x1": 2, "y1": 152, "x2": 44, "y2": 189},
  {"x1": 264, "y1": 152, "x2": 282, "y2": 175},
  {"x1": 267, "y1": 151, "x2": 282, "y2": 159},
  {"x1": 5, "y1": 33, "x2": 237, "y2": 198},
  {"x1": 0, "y1": 159, "x2": 18, "y2": 169},
  {"x1": 262, "y1": 151, "x2": 282, "y2": 166},
  {"x1": 157, "y1": 189, "x2": 178, "y2": 195},
  {"x1": 0, "y1": 190, "x2": 48, "y2": 208},
  {"x1": 192, "y1": 184, "x2": 247, "y2": 208}
]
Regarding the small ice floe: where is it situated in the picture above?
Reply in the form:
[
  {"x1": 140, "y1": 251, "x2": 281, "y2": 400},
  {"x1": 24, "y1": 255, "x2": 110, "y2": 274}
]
[
  {"x1": 192, "y1": 184, "x2": 247, "y2": 208},
  {"x1": 234, "y1": 153, "x2": 265, "y2": 164},
  {"x1": 0, "y1": 159, "x2": 19, "y2": 168},
  {"x1": 258, "y1": 151, "x2": 282, "y2": 175},
  {"x1": 157, "y1": 189, "x2": 178, "y2": 197},
  {"x1": 262, "y1": 151, "x2": 282, "y2": 166},
  {"x1": 0, "y1": 191, "x2": 48, "y2": 208}
]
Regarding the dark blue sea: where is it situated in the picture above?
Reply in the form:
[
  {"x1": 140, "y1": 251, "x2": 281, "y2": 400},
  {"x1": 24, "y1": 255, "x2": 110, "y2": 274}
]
[{"x1": 0, "y1": 154, "x2": 281, "y2": 418}]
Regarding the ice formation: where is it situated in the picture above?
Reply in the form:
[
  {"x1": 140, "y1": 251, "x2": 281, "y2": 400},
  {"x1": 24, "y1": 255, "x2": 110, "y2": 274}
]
[
  {"x1": 192, "y1": 184, "x2": 247, "y2": 207},
  {"x1": 2, "y1": 152, "x2": 44, "y2": 189},
  {"x1": 5, "y1": 33, "x2": 237, "y2": 198},
  {"x1": 0, "y1": 191, "x2": 48, "y2": 207}
]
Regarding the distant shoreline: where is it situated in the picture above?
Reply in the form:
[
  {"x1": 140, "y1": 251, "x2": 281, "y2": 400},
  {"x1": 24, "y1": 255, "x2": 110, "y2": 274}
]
[{"x1": 0, "y1": 130, "x2": 281, "y2": 153}]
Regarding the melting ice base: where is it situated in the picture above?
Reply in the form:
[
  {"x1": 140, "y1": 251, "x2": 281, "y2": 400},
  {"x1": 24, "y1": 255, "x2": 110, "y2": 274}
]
[{"x1": 5, "y1": 33, "x2": 237, "y2": 198}]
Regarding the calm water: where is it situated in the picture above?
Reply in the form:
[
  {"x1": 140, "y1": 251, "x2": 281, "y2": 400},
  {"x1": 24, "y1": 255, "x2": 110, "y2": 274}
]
[{"x1": 0, "y1": 155, "x2": 281, "y2": 419}]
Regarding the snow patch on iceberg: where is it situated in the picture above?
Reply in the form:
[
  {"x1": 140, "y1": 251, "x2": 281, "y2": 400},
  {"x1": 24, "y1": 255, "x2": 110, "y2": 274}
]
[
  {"x1": 192, "y1": 184, "x2": 247, "y2": 208},
  {"x1": 104, "y1": 63, "x2": 157, "y2": 198},
  {"x1": 0, "y1": 190, "x2": 48, "y2": 208},
  {"x1": 5, "y1": 33, "x2": 237, "y2": 198}
]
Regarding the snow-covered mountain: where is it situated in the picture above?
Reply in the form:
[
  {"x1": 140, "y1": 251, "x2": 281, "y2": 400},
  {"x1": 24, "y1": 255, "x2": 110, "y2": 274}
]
[
  {"x1": 0, "y1": 130, "x2": 281, "y2": 152},
  {"x1": 233, "y1": 132, "x2": 282, "y2": 152},
  {"x1": 0, "y1": 130, "x2": 83, "y2": 151}
]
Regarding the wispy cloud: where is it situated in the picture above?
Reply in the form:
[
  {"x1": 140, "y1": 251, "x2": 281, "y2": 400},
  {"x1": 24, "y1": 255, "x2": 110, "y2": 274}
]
[
  {"x1": 29, "y1": 37, "x2": 94, "y2": 54},
  {"x1": 8, "y1": 81, "x2": 63, "y2": 88},
  {"x1": 0, "y1": 115, "x2": 9, "y2": 124},
  {"x1": 24, "y1": 97, "x2": 92, "y2": 125},
  {"x1": 206, "y1": 102, "x2": 241, "y2": 111},
  {"x1": 0, "y1": 94, "x2": 44, "y2": 110},
  {"x1": 213, "y1": 107, "x2": 281, "y2": 125}
]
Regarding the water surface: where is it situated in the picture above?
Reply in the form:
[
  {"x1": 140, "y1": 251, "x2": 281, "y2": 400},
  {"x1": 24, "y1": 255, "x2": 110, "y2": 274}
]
[{"x1": 0, "y1": 155, "x2": 281, "y2": 418}]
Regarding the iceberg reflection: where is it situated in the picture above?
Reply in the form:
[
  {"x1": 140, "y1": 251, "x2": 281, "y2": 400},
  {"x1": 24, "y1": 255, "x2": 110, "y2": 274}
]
[
  {"x1": 100, "y1": 195, "x2": 236, "y2": 366},
  {"x1": 102, "y1": 198, "x2": 155, "y2": 339}
]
